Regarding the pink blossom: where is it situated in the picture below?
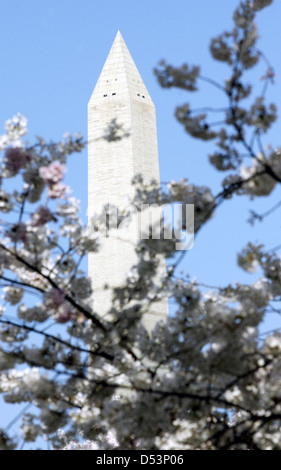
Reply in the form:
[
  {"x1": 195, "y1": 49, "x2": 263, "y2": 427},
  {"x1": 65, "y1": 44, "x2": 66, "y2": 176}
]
[
  {"x1": 31, "y1": 206, "x2": 56, "y2": 226},
  {"x1": 7, "y1": 222, "x2": 27, "y2": 242},
  {"x1": 56, "y1": 304, "x2": 76, "y2": 323},
  {"x1": 56, "y1": 305, "x2": 85, "y2": 324},
  {"x1": 39, "y1": 161, "x2": 66, "y2": 185},
  {"x1": 5, "y1": 148, "x2": 31, "y2": 174},
  {"x1": 48, "y1": 182, "x2": 68, "y2": 199},
  {"x1": 45, "y1": 288, "x2": 66, "y2": 308},
  {"x1": 56, "y1": 310, "x2": 71, "y2": 323}
]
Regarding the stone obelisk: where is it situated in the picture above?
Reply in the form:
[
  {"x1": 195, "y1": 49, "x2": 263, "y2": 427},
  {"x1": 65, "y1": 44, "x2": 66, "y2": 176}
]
[{"x1": 88, "y1": 31, "x2": 168, "y2": 330}]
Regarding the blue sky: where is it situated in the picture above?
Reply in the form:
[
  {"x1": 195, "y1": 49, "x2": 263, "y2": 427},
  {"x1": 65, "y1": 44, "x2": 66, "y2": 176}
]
[
  {"x1": 0, "y1": 0, "x2": 280, "y2": 286},
  {"x1": 1, "y1": 0, "x2": 281, "y2": 444}
]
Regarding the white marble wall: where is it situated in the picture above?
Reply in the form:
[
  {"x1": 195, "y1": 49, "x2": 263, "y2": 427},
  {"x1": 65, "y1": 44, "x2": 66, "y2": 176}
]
[{"x1": 88, "y1": 32, "x2": 169, "y2": 330}]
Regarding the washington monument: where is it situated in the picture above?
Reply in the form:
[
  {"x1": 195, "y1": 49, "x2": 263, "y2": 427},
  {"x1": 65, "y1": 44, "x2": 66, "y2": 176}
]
[{"x1": 88, "y1": 31, "x2": 168, "y2": 330}]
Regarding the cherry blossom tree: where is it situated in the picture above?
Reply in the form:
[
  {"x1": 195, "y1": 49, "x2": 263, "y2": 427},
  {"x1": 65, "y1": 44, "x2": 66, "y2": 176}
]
[{"x1": 1, "y1": 0, "x2": 281, "y2": 450}]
